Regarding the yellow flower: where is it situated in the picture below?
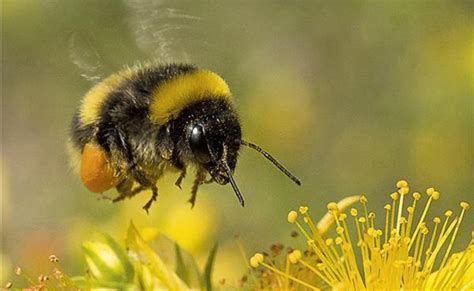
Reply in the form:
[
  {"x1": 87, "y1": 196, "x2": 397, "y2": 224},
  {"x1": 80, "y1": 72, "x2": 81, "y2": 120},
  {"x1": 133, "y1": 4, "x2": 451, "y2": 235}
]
[
  {"x1": 82, "y1": 233, "x2": 134, "y2": 286},
  {"x1": 250, "y1": 180, "x2": 473, "y2": 290}
]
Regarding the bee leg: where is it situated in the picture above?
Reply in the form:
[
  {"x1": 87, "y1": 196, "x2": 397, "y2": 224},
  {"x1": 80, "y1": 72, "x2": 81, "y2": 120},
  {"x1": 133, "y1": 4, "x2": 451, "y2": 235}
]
[
  {"x1": 189, "y1": 181, "x2": 199, "y2": 209},
  {"x1": 97, "y1": 193, "x2": 113, "y2": 201},
  {"x1": 112, "y1": 194, "x2": 126, "y2": 203},
  {"x1": 130, "y1": 185, "x2": 146, "y2": 194},
  {"x1": 109, "y1": 131, "x2": 160, "y2": 213},
  {"x1": 130, "y1": 171, "x2": 158, "y2": 213},
  {"x1": 142, "y1": 185, "x2": 158, "y2": 214},
  {"x1": 188, "y1": 170, "x2": 206, "y2": 208},
  {"x1": 113, "y1": 178, "x2": 134, "y2": 203},
  {"x1": 175, "y1": 168, "x2": 187, "y2": 189},
  {"x1": 203, "y1": 177, "x2": 214, "y2": 184}
]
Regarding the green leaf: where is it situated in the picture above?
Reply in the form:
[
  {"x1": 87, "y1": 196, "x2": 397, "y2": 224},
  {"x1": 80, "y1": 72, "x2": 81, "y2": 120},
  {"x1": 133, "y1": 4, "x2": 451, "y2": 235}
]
[
  {"x1": 125, "y1": 221, "x2": 189, "y2": 290},
  {"x1": 174, "y1": 242, "x2": 189, "y2": 284},
  {"x1": 202, "y1": 244, "x2": 218, "y2": 291}
]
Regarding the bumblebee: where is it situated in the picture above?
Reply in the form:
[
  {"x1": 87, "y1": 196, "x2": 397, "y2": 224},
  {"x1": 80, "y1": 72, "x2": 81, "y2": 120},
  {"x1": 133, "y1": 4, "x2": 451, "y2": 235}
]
[{"x1": 68, "y1": 63, "x2": 300, "y2": 212}]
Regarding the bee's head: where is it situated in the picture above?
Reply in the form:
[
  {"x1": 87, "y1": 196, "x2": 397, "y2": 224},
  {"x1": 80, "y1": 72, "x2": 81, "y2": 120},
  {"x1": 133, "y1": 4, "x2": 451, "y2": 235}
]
[
  {"x1": 177, "y1": 98, "x2": 244, "y2": 204},
  {"x1": 185, "y1": 101, "x2": 241, "y2": 185},
  {"x1": 188, "y1": 121, "x2": 240, "y2": 184},
  {"x1": 173, "y1": 98, "x2": 300, "y2": 207}
]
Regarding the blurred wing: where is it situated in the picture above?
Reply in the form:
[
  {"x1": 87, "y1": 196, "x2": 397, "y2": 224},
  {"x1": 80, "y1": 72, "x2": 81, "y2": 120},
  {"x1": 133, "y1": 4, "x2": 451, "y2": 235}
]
[
  {"x1": 68, "y1": 31, "x2": 106, "y2": 82},
  {"x1": 123, "y1": 0, "x2": 202, "y2": 63}
]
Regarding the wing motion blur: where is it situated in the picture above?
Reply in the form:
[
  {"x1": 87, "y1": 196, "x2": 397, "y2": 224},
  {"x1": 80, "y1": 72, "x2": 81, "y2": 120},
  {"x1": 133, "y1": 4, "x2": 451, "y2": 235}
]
[
  {"x1": 69, "y1": 0, "x2": 207, "y2": 80},
  {"x1": 68, "y1": 32, "x2": 105, "y2": 82},
  {"x1": 123, "y1": 0, "x2": 202, "y2": 63}
]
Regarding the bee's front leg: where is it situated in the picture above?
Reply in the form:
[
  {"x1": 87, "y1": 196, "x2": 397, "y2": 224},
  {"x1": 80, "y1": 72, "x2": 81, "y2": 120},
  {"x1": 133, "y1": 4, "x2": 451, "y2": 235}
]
[
  {"x1": 175, "y1": 168, "x2": 187, "y2": 189},
  {"x1": 188, "y1": 169, "x2": 207, "y2": 208},
  {"x1": 114, "y1": 178, "x2": 145, "y2": 203},
  {"x1": 113, "y1": 178, "x2": 133, "y2": 202}
]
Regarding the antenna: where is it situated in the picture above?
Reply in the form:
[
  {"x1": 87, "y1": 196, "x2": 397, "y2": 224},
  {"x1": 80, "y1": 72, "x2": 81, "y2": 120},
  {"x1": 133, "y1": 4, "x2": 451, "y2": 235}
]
[{"x1": 240, "y1": 140, "x2": 301, "y2": 186}]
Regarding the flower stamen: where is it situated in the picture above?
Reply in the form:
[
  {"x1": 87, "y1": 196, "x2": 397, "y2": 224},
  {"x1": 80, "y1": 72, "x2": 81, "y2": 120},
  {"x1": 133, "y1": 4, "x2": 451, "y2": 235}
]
[{"x1": 251, "y1": 182, "x2": 472, "y2": 290}]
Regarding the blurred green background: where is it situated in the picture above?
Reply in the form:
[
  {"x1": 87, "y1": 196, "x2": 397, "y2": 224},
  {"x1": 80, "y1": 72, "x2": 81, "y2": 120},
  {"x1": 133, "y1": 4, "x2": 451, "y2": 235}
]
[{"x1": 2, "y1": 0, "x2": 473, "y2": 286}]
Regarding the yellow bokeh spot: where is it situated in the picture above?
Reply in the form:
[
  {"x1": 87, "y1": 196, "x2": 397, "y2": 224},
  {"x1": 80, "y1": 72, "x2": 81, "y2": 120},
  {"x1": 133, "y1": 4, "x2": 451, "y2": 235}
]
[{"x1": 160, "y1": 197, "x2": 217, "y2": 254}]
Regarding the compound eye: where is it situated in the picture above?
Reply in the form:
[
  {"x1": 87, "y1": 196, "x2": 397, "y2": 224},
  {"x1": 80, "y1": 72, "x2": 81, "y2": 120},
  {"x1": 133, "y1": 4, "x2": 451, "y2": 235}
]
[{"x1": 189, "y1": 124, "x2": 211, "y2": 164}]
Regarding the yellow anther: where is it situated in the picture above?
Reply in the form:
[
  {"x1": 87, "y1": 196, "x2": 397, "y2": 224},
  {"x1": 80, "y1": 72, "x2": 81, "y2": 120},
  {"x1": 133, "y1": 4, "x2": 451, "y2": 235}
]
[
  {"x1": 384, "y1": 204, "x2": 391, "y2": 210},
  {"x1": 336, "y1": 226, "x2": 344, "y2": 234},
  {"x1": 360, "y1": 195, "x2": 368, "y2": 203},
  {"x1": 396, "y1": 180, "x2": 408, "y2": 188},
  {"x1": 421, "y1": 227, "x2": 429, "y2": 235},
  {"x1": 358, "y1": 217, "x2": 366, "y2": 223},
  {"x1": 325, "y1": 238, "x2": 334, "y2": 246},
  {"x1": 376, "y1": 229, "x2": 383, "y2": 236},
  {"x1": 398, "y1": 187, "x2": 409, "y2": 195},
  {"x1": 399, "y1": 217, "x2": 407, "y2": 224},
  {"x1": 250, "y1": 257, "x2": 259, "y2": 268},
  {"x1": 445, "y1": 210, "x2": 453, "y2": 217},
  {"x1": 299, "y1": 206, "x2": 308, "y2": 214},
  {"x1": 413, "y1": 192, "x2": 421, "y2": 200},
  {"x1": 287, "y1": 211, "x2": 298, "y2": 223},
  {"x1": 48, "y1": 255, "x2": 59, "y2": 263},
  {"x1": 431, "y1": 191, "x2": 440, "y2": 200},
  {"x1": 426, "y1": 187, "x2": 435, "y2": 196},
  {"x1": 287, "y1": 253, "x2": 295, "y2": 263},
  {"x1": 390, "y1": 192, "x2": 399, "y2": 200},
  {"x1": 339, "y1": 213, "x2": 347, "y2": 220},
  {"x1": 250, "y1": 253, "x2": 264, "y2": 268},
  {"x1": 350, "y1": 208, "x2": 358, "y2": 216},
  {"x1": 327, "y1": 202, "x2": 338, "y2": 212},
  {"x1": 254, "y1": 253, "x2": 264, "y2": 262},
  {"x1": 368, "y1": 212, "x2": 375, "y2": 219},
  {"x1": 292, "y1": 250, "x2": 302, "y2": 260},
  {"x1": 367, "y1": 228, "x2": 375, "y2": 236},
  {"x1": 403, "y1": 237, "x2": 411, "y2": 244},
  {"x1": 460, "y1": 202, "x2": 470, "y2": 210},
  {"x1": 407, "y1": 206, "x2": 414, "y2": 214},
  {"x1": 433, "y1": 217, "x2": 441, "y2": 223},
  {"x1": 335, "y1": 237, "x2": 343, "y2": 245}
]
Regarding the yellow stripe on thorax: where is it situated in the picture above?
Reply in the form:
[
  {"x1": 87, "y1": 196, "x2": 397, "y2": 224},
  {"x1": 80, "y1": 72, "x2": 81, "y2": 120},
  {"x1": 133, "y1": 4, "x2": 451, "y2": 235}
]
[
  {"x1": 79, "y1": 68, "x2": 136, "y2": 125},
  {"x1": 149, "y1": 69, "x2": 231, "y2": 124}
]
